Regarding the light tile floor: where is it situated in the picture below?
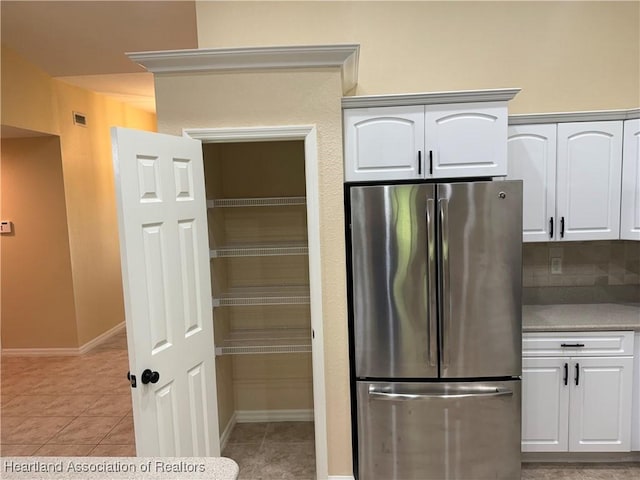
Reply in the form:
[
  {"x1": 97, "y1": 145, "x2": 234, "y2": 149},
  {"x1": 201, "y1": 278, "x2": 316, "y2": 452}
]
[
  {"x1": 0, "y1": 330, "x2": 135, "y2": 456},
  {"x1": 222, "y1": 422, "x2": 316, "y2": 480},
  {"x1": 521, "y1": 462, "x2": 640, "y2": 479},
  {"x1": 2, "y1": 332, "x2": 638, "y2": 479}
]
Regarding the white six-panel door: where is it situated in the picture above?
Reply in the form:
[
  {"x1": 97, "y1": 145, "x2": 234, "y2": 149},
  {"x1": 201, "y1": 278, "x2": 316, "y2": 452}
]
[
  {"x1": 112, "y1": 127, "x2": 220, "y2": 456},
  {"x1": 621, "y1": 119, "x2": 640, "y2": 240},
  {"x1": 522, "y1": 357, "x2": 569, "y2": 452},
  {"x1": 556, "y1": 121, "x2": 623, "y2": 241},
  {"x1": 507, "y1": 124, "x2": 557, "y2": 242},
  {"x1": 569, "y1": 357, "x2": 633, "y2": 452}
]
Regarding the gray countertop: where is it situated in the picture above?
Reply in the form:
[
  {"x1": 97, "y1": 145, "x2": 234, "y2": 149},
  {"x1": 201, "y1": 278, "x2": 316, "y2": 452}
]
[{"x1": 523, "y1": 303, "x2": 640, "y2": 332}]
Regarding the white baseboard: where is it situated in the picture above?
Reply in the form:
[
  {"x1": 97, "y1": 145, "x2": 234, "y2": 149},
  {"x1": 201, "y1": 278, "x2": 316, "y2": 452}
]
[
  {"x1": 328, "y1": 476, "x2": 355, "y2": 480},
  {"x1": 219, "y1": 412, "x2": 237, "y2": 452},
  {"x1": 1, "y1": 321, "x2": 125, "y2": 356},
  {"x1": 78, "y1": 321, "x2": 126, "y2": 354},
  {"x1": 235, "y1": 409, "x2": 314, "y2": 423}
]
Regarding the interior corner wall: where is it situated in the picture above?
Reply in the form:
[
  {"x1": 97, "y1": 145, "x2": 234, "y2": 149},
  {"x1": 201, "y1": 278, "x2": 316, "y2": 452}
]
[
  {"x1": 1, "y1": 136, "x2": 78, "y2": 348},
  {"x1": 1, "y1": 46, "x2": 60, "y2": 135},
  {"x1": 195, "y1": 1, "x2": 640, "y2": 113},
  {"x1": 153, "y1": 69, "x2": 351, "y2": 475},
  {"x1": 1, "y1": 47, "x2": 157, "y2": 349},
  {"x1": 53, "y1": 80, "x2": 157, "y2": 346}
]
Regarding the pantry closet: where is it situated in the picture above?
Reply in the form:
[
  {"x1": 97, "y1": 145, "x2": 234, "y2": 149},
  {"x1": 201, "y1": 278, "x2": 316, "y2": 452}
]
[{"x1": 202, "y1": 140, "x2": 314, "y2": 445}]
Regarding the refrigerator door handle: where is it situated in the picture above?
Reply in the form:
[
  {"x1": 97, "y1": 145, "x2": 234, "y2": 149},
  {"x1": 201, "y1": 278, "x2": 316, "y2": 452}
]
[
  {"x1": 438, "y1": 198, "x2": 451, "y2": 367},
  {"x1": 426, "y1": 198, "x2": 437, "y2": 367},
  {"x1": 368, "y1": 387, "x2": 514, "y2": 401}
]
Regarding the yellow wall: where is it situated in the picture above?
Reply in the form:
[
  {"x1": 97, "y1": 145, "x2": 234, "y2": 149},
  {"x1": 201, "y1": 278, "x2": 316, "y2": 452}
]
[
  {"x1": 53, "y1": 81, "x2": 157, "y2": 345},
  {"x1": 196, "y1": 1, "x2": 640, "y2": 113},
  {"x1": 157, "y1": 1, "x2": 638, "y2": 475},
  {"x1": 1, "y1": 46, "x2": 59, "y2": 135},
  {"x1": 1, "y1": 48, "x2": 157, "y2": 348},
  {"x1": 1, "y1": 136, "x2": 78, "y2": 348},
  {"x1": 154, "y1": 69, "x2": 349, "y2": 474}
]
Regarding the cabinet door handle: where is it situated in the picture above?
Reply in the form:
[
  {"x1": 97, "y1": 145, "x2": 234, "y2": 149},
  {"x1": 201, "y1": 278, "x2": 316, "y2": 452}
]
[
  {"x1": 561, "y1": 343, "x2": 585, "y2": 348},
  {"x1": 560, "y1": 217, "x2": 565, "y2": 238},
  {"x1": 575, "y1": 363, "x2": 580, "y2": 386},
  {"x1": 563, "y1": 362, "x2": 568, "y2": 386},
  {"x1": 549, "y1": 217, "x2": 554, "y2": 239},
  {"x1": 418, "y1": 151, "x2": 422, "y2": 175},
  {"x1": 429, "y1": 150, "x2": 433, "y2": 175}
]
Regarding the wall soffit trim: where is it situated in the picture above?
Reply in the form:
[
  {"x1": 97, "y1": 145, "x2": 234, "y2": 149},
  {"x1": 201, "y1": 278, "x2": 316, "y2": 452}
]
[
  {"x1": 509, "y1": 108, "x2": 640, "y2": 125},
  {"x1": 128, "y1": 44, "x2": 360, "y2": 94},
  {"x1": 183, "y1": 126, "x2": 316, "y2": 142},
  {"x1": 341, "y1": 88, "x2": 521, "y2": 108}
]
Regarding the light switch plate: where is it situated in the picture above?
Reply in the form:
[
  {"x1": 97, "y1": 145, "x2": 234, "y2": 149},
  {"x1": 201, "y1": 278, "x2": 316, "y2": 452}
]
[{"x1": 0, "y1": 221, "x2": 13, "y2": 234}]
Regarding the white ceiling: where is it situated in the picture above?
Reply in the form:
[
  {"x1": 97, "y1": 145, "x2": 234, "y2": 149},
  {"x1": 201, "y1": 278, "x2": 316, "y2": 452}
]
[{"x1": 1, "y1": 0, "x2": 199, "y2": 113}]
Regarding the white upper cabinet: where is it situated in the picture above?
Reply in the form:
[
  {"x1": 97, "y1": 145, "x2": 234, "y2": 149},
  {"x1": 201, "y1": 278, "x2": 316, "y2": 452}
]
[
  {"x1": 508, "y1": 118, "x2": 630, "y2": 242},
  {"x1": 556, "y1": 121, "x2": 623, "y2": 241},
  {"x1": 343, "y1": 106, "x2": 424, "y2": 182},
  {"x1": 342, "y1": 89, "x2": 519, "y2": 182},
  {"x1": 621, "y1": 119, "x2": 640, "y2": 240},
  {"x1": 507, "y1": 124, "x2": 557, "y2": 242},
  {"x1": 425, "y1": 102, "x2": 507, "y2": 178}
]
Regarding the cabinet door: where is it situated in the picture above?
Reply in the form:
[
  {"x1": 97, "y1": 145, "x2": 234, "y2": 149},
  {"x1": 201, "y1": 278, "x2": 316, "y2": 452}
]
[
  {"x1": 425, "y1": 102, "x2": 508, "y2": 178},
  {"x1": 343, "y1": 106, "x2": 424, "y2": 182},
  {"x1": 556, "y1": 121, "x2": 623, "y2": 241},
  {"x1": 522, "y1": 357, "x2": 569, "y2": 452},
  {"x1": 507, "y1": 124, "x2": 557, "y2": 242},
  {"x1": 621, "y1": 119, "x2": 640, "y2": 240},
  {"x1": 569, "y1": 356, "x2": 633, "y2": 452}
]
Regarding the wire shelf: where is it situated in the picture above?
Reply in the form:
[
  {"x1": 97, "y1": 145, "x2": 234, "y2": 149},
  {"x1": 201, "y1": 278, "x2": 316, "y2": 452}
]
[
  {"x1": 212, "y1": 286, "x2": 310, "y2": 307},
  {"x1": 207, "y1": 196, "x2": 306, "y2": 209},
  {"x1": 210, "y1": 243, "x2": 308, "y2": 258},
  {"x1": 215, "y1": 328, "x2": 312, "y2": 355}
]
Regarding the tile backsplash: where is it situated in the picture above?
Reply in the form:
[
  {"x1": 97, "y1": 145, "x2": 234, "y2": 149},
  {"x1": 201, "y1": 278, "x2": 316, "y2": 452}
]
[{"x1": 522, "y1": 241, "x2": 640, "y2": 305}]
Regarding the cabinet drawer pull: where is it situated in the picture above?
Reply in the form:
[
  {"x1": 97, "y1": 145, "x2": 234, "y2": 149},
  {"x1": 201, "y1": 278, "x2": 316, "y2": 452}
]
[
  {"x1": 563, "y1": 362, "x2": 568, "y2": 386},
  {"x1": 560, "y1": 343, "x2": 585, "y2": 348}
]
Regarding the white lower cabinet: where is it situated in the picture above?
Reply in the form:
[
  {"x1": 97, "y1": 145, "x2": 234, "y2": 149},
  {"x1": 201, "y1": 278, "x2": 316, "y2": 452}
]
[
  {"x1": 522, "y1": 357, "x2": 569, "y2": 451},
  {"x1": 522, "y1": 331, "x2": 634, "y2": 453}
]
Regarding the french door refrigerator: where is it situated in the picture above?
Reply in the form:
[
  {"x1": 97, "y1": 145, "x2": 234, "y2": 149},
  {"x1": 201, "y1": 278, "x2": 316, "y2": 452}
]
[{"x1": 347, "y1": 180, "x2": 522, "y2": 480}]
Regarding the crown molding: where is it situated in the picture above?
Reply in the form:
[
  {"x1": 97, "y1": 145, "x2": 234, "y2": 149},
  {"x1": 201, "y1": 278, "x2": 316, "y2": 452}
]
[
  {"x1": 509, "y1": 108, "x2": 640, "y2": 124},
  {"x1": 128, "y1": 44, "x2": 359, "y2": 93},
  {"x1": 341, "y1": 88, "x2": 521, "y2": 108}
]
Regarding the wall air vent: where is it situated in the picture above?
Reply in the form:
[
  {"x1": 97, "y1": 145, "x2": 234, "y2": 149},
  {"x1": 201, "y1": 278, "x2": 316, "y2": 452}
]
[{"x1": 73, "y1": 112, "x2": 87, "y2": 127}]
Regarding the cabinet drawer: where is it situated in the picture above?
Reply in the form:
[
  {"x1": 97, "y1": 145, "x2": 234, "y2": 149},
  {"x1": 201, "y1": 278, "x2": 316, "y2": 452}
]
[{"x1": 523, "y1": 331, "x2": 634, "y2": 357}]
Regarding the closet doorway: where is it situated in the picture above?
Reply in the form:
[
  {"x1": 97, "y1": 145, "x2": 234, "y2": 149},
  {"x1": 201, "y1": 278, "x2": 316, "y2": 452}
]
[{"x1": 186, "y1": 126, "x2": 327, "y2": 480}]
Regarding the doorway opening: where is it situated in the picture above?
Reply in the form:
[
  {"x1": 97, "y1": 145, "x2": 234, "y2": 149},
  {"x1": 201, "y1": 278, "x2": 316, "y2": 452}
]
[{"x1": 186, "y1": 126, "x2": 328, "y2": 480}]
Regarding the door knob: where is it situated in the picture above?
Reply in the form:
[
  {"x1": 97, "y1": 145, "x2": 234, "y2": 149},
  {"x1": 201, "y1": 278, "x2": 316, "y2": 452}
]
[{"x1": 141, "y1": 369, "x2": 160, "y2": 384}]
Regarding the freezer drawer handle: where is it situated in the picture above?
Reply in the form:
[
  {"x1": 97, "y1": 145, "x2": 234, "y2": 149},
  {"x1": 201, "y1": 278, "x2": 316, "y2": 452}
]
[{"x1": 368, "y1": 387, "x2": 513, "y2": 401}]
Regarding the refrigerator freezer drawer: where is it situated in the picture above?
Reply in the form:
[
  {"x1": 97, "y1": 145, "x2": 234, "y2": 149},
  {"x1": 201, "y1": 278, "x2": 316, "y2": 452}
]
[{"x1": 357, "y1": 380, "x2": 521, "y2": 480}]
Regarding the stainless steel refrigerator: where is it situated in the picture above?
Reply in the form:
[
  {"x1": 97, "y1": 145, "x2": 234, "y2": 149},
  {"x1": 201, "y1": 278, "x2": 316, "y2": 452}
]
[{"x1": 347, "y1": 180, "x2": 522, "y2": 480}]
